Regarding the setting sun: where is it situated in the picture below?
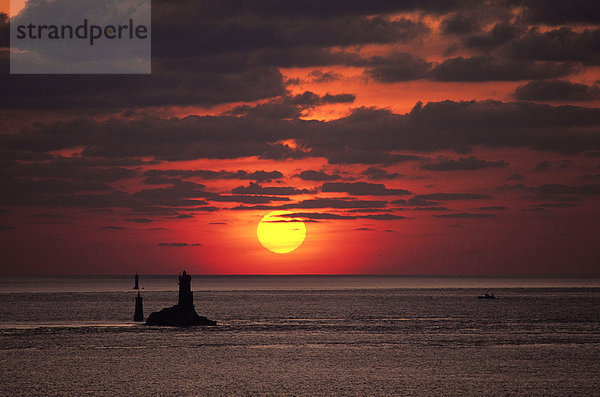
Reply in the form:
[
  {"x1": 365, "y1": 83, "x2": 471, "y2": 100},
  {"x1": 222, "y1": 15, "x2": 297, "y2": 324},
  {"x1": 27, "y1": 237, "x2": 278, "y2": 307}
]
[{"x1": 256, "y1": 211, "x2": 307, "y2": 254}]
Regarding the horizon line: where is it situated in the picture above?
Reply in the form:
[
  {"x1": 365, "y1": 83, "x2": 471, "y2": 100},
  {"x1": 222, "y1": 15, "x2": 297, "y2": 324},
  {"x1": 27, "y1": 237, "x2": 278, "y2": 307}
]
[{"x1": 2, "y1": 273, "x2": 600, "y2": 278}]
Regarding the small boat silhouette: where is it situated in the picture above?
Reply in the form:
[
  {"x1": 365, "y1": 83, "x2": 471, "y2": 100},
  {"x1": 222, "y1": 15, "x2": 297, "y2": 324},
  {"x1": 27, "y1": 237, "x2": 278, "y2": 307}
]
[{"x1": 477, "y1": 293, "x2": 495, "y2": 299}]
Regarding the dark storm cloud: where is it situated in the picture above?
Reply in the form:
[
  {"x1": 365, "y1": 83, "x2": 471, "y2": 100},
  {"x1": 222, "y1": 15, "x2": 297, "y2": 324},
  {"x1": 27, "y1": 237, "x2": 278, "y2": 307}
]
[
  {"x1": 441, "y1": 13, "x2": 481, "y2": 35},
  {"x1": 404, "y1": 197, "x2": 441, "y2": 207},
  {"x1": 464, "y1": 22, "x2": 525, "y2": 49},
  {"x1": 532, "y1": 160, "x2": 573, "y2": 171},
  {"x1": 507, "y1": 173, "x2": 525, "y2": 181},
  {"x1": 532, "y1": 184, "x2": 600, "y2": 196},
  {"x1": 0, "y1": 160, "x2": 138, "y2": 183},
  {"x1": 126, "y1": 218, "x2": 153, "y2": 223},
  {"x1": 505, "y1": 27, "x2": 600, "y2": 65},
  {"x1": 295, "y1": 170, "x2": 343, "y2": 181},
  {"x1": 157, "y1": 242, "x2": 202, "y2": 247},
  {"x1": 0, "y1": 177, "x2": 116, "y2": 206},
  {"x1": 309, "y1": 70, "x2": 342, "y2": 83},
  {"x1": 322, "y1": 182, "x2": 410, "y2": 196},
  {"x1": 228, "y1": 91, "x2": 355, "y2": 119},
  {"x1": 432, "y1": 213, "x2": 495, "y2": 219},
  {"x1": 420, "y1": 156, "x2": 508, "y2": 171},
  {"x1": 1, "y1": 59, "x2": 286, "y2": 111},
  {"x1": 361, "y1": 167, "x2": 402, "y2": 180},
  {"x1": 361, "y1": 214, "x2": 406, "y2": 220},
  {"x1": 144, "y1": 169, "x2": 283, "y2": 183},
  {"x1": 578, "y1": 174, "x2": 600, "y2": 182},
  {"x1": 231, "y1": 182, "x2": 313, "y2": 196},
  {"x1": 413, "y1": 193, "x2": 491, "y2": 201},
  {"x1": 279, "y1": 212, "x2": 405, "y2": 221},
  {"x1": 515, "y1": 0, "x2": 600, "y2": 25},
  {"x1": 430, "y1": 56, "x2": 574, "y2": 81},
  {"x1": 364, "y1": 52, "x2": 432, "y2": 82},
  {"x1": 3, "y1": 100, "x2": 600, "y2": 170},
  {"x1": 209, "y1": 195, "x2": 290, "y2": 204},
  {"x1": 0, "y1": 13, "x2": 8, "y2": 48},
  {"x1": 285, "y1": 198, "x2": 387, "y2": 209},
  {"x1": 281, "y1": 212, "x2": 357, "y2": 220},
  {"x1": 188, "y1": 0, "x2": 481, "y2": 18},
  {"x1": 513, "y1": 80, "x2": 600, "y2": 102}
]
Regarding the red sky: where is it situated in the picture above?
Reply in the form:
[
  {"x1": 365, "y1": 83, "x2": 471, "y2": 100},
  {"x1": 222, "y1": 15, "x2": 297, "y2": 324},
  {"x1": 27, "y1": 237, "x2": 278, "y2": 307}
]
[{"x1": 1, "y1": 0, "x2": 599, "y2": 275}]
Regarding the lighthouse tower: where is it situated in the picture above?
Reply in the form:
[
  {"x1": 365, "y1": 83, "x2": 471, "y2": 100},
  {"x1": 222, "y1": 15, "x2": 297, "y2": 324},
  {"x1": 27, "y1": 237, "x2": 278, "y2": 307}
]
[
  {"x1": 134, "y1": 291, "x2": 144, "y2": 321},
  {"x1": 178, "y1": 270, "x2": 194, "y2": 308}
]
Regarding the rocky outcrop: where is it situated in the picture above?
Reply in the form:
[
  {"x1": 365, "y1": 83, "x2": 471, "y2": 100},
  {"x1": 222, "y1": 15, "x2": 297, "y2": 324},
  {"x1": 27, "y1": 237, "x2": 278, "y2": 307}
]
[
  {"x1": 145, "y1": 270, "x2": 216, "y2": 326},
  {"x1": 145, "y1": 304, "x2": 216, "y2": 326}
]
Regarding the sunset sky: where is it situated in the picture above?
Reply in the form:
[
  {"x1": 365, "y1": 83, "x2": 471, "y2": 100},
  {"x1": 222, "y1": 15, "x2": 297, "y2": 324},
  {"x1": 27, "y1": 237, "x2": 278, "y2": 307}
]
[{"x1": 1, "y1": 0, "x2": 599, "y2": 275}]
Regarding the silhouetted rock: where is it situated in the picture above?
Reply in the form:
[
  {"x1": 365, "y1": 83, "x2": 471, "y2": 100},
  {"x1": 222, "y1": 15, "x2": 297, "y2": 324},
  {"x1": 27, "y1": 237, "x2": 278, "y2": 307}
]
[
  {"x1": 145, "y1": 270, "x2": 216, "y2": 326},
  {"x1": 145, "y1": 304, "x2": 216, "y2": 326}
]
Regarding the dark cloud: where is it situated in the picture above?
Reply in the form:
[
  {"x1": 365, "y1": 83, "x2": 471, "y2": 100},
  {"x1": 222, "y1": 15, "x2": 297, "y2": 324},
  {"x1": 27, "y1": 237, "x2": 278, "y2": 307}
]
[
  {"x1": 413, "y1": 193, "x2": 491, "y2": 201},
  {"x1": 517, "y1": 0, "x2": 600, "y2": 25},
  {"x1": 432, "y1": 212, "x2": 495, "y2": 218},
  {"x1": 31, "y1": 213, "x2": 64, "y2": 219},
  {"x1": 441, "y1": 13, "x2": 481, "y2": 35},
  {"x1": 361, "y1": 167, "x2": 402, "y2": 180},
  {"x1": 144, "y1": 169, "x2": 283, "y2": 183},
  {"x1": 532, "y1": 159, "x2": 573, "y2": 171},
  {"x1": 321, "y1": 93, "x2": 356, "y2": 104},
  {"x1": 126, "y1": 218, "x2": 154, "y2": 223},
  {"x1": 413, "y1": 206, "x2": 450, "y2": 211},
  {"x1": 0, "y1": 157, "x2": 138, "y2": 184},
  {"x1": 228, "y1": 91, "x2": 355, "y2": 119},
  {"x1": 479, "y1": 206, "x2": 508, "y2": 210},
  {"x1": 430, "y1": 56, "x2": 575, "y2": 81},
  {"x1": 361, "y1": 214, "x2": 406, "y2": 220},
  {"x1": 507, "y1": 173, "x2": 525, "y2": 181},
  {"x1": 505, "y1": 27, "x2": 600, "y2": 65},
  {"x1": 280, "y1": 212, "x2": 356, "y2": 220},
  {"x1": 578, "y1": 174, "x2": 600, "y2": 182},
  {"x1": 285, "y1": 198, "x2": 387, "y2": 209},
  {"x1": 322, "y1": 182, "x2": 410, "y2": 196},
  {"x1": 309, "y1": 70, "x2": 342, "y2": 82},
  {"x1": 403, "y1": 197, "x2": 441, "y2": 207},
  {"x1": 364, "y1": 52, "x2": 432, "y2": 82},
  {"x1": 157, "y1": 242, "x2": 202, "y2": 247},
  {"x1": 3, "y1": 100, "x2": 600, "y2": 173},
  {"x1": 0, "y1": 13, "x2": 7, "y2": 48},
  {"x1": 513, "y1": 80, "x2": 600, "y2": 102},
  {"x1": 0, "y1": 225, "x2": 16, "y2": 231},
  {"x1": 209, "y1": 195, "x2": 290, "y2": 204},
  {"x1": 1, "y1": 61, "x2": 286, "y2": 112},
  {"x1": 354, "y1": 227, "x2": 374, "y2": 231},
  {"x1": 186, "y1": 0, "x2": 480, "y2": 18},
  {"x1": 279, "y1": 211, "x2": 404, "y2": 221},
  {"x1": 102, "y1": 226, "x2": 126, "y2": 230},
  {"x1": 532, "y1": 184, "x2": 600, "y2": 196},
  {"x1": 420, "y1": 156, "x2": 509, "y2": 171},
  {"x1": 131, "y1": 181, "x2": 210, "y2": 206},
  {"x1": 231, "y1": 182, "x2": 313, "y2": 195},
  {"x1": 295, "y1": 170, "x2": 343, "y2": 181},
  {"x1": 464, "y1": 22, "x2": 524, "y2": 48}
]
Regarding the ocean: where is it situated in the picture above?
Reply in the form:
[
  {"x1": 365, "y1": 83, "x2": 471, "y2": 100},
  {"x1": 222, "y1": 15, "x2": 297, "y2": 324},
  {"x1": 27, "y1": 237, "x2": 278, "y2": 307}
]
[{"x1": 1, "y1": 276, "x2": 599, "y2": 396}]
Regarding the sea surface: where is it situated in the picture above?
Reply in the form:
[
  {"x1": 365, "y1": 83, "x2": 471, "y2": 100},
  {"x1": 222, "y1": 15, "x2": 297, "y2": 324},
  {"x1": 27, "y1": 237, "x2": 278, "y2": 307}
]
[{"x1": 1, "y1": 276, "x2": 599, "y2": 396}]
